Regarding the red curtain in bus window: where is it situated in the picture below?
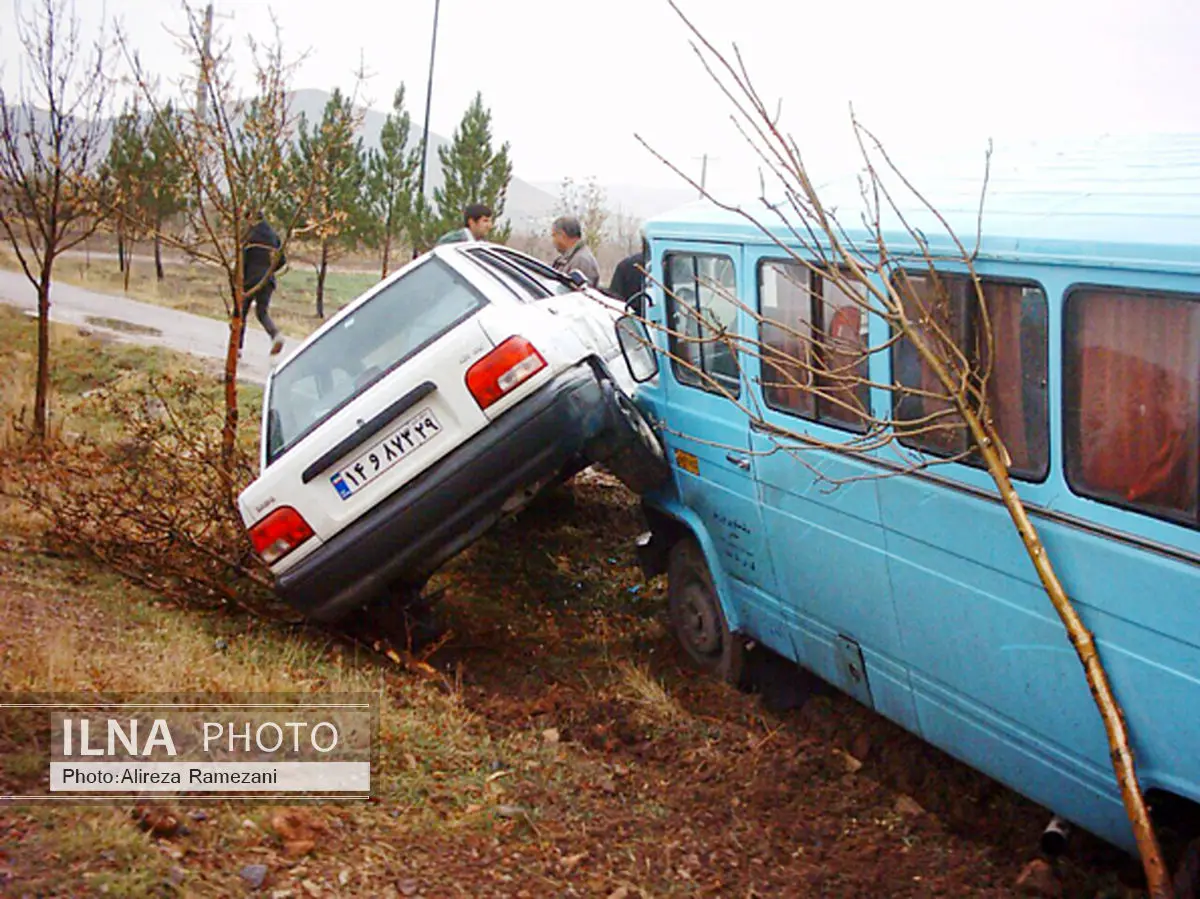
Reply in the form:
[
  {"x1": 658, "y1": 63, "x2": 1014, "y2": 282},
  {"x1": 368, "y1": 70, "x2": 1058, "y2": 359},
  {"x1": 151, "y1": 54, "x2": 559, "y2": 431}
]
[
  {"x1": 1068, "y1": 288, "x2": 1200, "y2": 523},
  {"x1": 984, "y1": 282, "x2": 1049, "y2": 479},
  {"x1": 893, "y1": 271, "x2": 969, "y2": 455},
  {"x1": 985, "y1": 283, "x2": 1029, "y2": 470}
]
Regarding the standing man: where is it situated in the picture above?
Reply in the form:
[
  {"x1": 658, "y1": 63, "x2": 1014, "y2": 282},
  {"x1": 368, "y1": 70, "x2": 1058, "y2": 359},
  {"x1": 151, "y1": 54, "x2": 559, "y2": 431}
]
[
  {"x1": 240, "y1": 211, "x2": 286, "y2": 357},
  {"x1": 608, "y1": 237, "x2": 649, "y2": 303},
  {"x1": 550, "y1": 215, "x2": 600, "y2": 287},
  {"x1": 436, "y1": 203, "x2": 494, "y2": 245}
]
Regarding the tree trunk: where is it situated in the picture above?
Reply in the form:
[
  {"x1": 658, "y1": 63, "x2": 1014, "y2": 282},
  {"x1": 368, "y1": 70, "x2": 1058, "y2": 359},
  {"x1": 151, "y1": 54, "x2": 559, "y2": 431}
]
[
  {"x1": 154, "y1": 223, "x2": 164, "y2": 282},
  {"x1": 123, "y1": 242, "x2": 133, "y2": 292},
  {"x1": 975, "y1": 422, "x2": 1172, "y2": 898},
  {"x1": 316, "y1": 240, "x2": 329, "y2": 319},
  {"x1": 117, "y1": 230, "x2": 125, "y2": 274},
  {"x1": 911, "y1": 333, "x2": 1175, "y2": 898},
  {"x1": 381, "y1": 233, "x2": 392, "y2": 280},
  {"x1": 221, "y1": 288, "x2": 243, "y2": 486},
  {"x1": 33, "y1": 265, "x2": 52, "y2": 442}
]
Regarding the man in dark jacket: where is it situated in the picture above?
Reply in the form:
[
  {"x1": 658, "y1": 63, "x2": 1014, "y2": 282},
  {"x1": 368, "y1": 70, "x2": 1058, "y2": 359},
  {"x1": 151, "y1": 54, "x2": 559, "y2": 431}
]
[
  {"x1": 608, "y1": 238, "x2": 649, "y2": 303},
  {"x1": 240, "y1": 212, "x2": 286, "y2": 356}
]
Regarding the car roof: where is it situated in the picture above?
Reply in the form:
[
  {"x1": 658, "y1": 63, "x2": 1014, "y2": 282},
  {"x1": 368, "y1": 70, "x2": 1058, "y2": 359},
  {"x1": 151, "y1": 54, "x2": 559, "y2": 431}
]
[{"x1": 644, "y1": 134, "x2": 1200, "y2": 275}]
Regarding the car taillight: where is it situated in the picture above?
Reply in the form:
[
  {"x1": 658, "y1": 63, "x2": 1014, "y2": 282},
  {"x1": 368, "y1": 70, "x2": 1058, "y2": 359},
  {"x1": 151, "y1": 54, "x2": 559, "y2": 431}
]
[
  {"x1": 249, "y1": 506, "x2": 315, "y2": 565},
  {"x1": 465, "y1": 336, "x2": 547, "y2": 409}
]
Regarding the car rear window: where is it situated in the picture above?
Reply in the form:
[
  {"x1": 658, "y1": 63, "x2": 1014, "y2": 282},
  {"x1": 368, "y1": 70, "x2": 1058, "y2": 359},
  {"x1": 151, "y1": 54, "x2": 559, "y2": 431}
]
[{"x1": 265, "y1": 257, "x2": 487, "y2": 464}]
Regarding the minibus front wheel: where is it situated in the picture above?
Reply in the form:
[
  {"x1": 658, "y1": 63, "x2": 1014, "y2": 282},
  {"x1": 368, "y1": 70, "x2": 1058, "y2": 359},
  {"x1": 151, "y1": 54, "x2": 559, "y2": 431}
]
[{"x1": 668, "y1": 537, "x2": 746, "y2": 687}]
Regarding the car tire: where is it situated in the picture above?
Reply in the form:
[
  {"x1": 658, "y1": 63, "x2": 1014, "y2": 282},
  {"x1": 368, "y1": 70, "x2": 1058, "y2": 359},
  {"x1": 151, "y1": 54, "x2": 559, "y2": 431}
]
[
  {"x1": 667, "y1": 537, "x2": 746, "y2": 687},
  {"x1": 596, "y1": 381, "x2": 670, "y2": 495}
]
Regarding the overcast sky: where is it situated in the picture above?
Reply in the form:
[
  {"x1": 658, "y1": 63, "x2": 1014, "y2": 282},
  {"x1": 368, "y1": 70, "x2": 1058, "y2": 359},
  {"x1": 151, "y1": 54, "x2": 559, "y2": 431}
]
[{"x1": 3, "y1": 0, "x2": 1199, "y2": 197}]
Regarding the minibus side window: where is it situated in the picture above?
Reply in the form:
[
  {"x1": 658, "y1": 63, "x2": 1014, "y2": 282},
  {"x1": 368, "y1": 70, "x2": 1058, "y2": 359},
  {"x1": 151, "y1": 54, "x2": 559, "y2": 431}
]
[
  {"x1": 891, "y1": 271, "x2": 1050, "y2": 481},
  {"x1": 1065, "y1": 286, "x2": 1200, "y2": 526},
  {"x1": 664, "y1": 252, "x2": 740, "y2": 397},
  {"x1": 759, "y1": 260, "x2": 870, "y2": 429}
]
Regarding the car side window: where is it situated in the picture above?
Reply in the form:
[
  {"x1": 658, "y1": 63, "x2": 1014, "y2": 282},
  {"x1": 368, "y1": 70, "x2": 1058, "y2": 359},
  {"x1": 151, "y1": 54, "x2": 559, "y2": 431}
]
[
  {"x1": 665, "y1": 252, "x2": 740, "y2": 397},
  {"x1": 491, "y1": 247, "x2": 575, "y2": 295},
  {"x1": 466, "y1": 249, "x2": 547, "y2": 302}
]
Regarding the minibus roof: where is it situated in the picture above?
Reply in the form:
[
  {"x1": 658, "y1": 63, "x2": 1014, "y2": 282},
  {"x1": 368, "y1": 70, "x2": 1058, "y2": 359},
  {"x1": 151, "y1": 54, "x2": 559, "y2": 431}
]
[{"x1": 644, "y1": 134, "x2": 1200, "y2": 275}]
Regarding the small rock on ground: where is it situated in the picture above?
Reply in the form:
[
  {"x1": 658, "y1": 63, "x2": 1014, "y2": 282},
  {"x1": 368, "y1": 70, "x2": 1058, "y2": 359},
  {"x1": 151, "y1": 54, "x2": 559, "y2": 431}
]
[
  {"x1": 1016, "y1": 859, "x2": 1062, "y2": 897},
  {"x1": 240, "y1": 864, "x2": 269, "y2": 890}
]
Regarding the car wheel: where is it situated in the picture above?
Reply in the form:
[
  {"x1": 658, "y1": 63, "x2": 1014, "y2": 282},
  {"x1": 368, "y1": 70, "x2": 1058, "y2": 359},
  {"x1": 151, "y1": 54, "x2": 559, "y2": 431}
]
[
  {"x1": 667, "y1": 537, "x2": 745, "y2": 687},
  {"x1": 598, "y1": 382, "x2": 670, "y2": 495}
]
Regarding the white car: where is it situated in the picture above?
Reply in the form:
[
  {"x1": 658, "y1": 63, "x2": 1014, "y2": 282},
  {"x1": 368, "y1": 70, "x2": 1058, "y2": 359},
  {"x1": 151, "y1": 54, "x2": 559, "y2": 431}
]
[{"x1": 238, "y1": 243, "x2": 666, "y2": 622}]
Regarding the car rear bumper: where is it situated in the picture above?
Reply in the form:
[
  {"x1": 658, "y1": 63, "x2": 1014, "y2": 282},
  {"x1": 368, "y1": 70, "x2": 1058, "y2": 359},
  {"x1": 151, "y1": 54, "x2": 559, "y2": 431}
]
[{"x1": 275, "y1": 364, "x2": 612, "y2": 622}]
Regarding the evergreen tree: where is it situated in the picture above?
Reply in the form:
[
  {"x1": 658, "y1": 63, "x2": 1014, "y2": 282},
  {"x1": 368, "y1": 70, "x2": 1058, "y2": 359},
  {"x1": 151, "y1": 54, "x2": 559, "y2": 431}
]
[
  {"x1": 366, "y1": 87, "x2": 419, "y2": 278},
  {"x1": 291, "y1": 88, "x2": 368, "y2": 317},
  {"x1": 105, "y1": 101, "x2": 149, "y2": 282},
  {"x1": 143, "y1": 102, "x2": 187, "y2": 281},
  {"x1": 430, "y1": 92, "x2": 513, "y2": 247}
]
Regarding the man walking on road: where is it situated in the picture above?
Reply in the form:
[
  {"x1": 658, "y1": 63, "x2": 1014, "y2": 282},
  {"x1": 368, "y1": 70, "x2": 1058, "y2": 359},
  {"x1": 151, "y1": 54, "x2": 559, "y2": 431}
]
[
  {"x1": 550, "y1": 215, "x2": 600, "y2": 287},
  {"x1": 240, "y1": 211, "x2": 286, "y2": 357}
]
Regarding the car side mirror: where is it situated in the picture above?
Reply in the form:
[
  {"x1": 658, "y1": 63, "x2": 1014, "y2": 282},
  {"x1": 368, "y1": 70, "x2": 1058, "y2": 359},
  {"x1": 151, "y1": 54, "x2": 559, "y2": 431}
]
[
  {"x1": 567, "y1": 269, "x2": 588, "y2": 289},
  {"x1": 625, "y1": 290, "x2": 651, "y2": 317},
  {"x1": 615, "y1": 314, "x2": 659, "y2": 383}
]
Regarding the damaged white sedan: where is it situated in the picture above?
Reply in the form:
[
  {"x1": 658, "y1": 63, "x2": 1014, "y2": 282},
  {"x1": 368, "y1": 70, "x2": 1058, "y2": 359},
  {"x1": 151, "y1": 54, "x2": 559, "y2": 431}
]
[{"x1": 238, "y1": 243, "x2": 665, "y2": 622}]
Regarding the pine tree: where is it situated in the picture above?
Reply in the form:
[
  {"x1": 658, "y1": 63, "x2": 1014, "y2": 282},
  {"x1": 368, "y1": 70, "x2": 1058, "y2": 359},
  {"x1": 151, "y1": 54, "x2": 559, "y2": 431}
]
[
  {"x1": 430, "y1": 92, "x2": 513, "y2": 246},
  {"x1": 366, "y1": 87, "x2": 419, "y2": 278},
  {"x1": 291, "y1": 88, "x2": 368, "y2": 317},
  {"x1": 105, "y1": 101, "x2": 148, "y2": 283},
  {"x1": 143, "y1": 103, "x2": 187, "y2": 281}
]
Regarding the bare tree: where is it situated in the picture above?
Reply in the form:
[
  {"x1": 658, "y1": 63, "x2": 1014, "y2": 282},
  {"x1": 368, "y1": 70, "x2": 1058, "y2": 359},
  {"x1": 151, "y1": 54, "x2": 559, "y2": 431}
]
[
  {"x1": 118, "y1": 9, "x2": 361, "y2": 478},
  {"x1": 628, "y1": 5, "x2": 1174, "y2": 895},
  {"x1": 557, "y1": 175, "x2": 610, "y2": 250},
  {"x1": 0, "y1": 0, "x2": 109, "y2": 441}
]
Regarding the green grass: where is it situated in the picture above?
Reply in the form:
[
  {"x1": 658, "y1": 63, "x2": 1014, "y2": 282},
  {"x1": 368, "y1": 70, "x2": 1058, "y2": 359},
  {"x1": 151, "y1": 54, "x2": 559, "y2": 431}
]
[
  {"x1": 0, "y1": 304, "x2": 263, "y2": 446},
  {"x1": 0, "y1": 248, "x2": 382, "y2": 339}
]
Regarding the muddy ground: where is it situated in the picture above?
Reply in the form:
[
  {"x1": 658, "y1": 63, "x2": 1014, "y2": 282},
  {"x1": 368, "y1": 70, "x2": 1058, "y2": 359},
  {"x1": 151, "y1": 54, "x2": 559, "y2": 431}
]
[
  {"x1": 0, "y1": 470, "x2": 1159, "y2": 897},
  {"x1": 409, "y1": 471, "x2": 1146, "y2": 897}
]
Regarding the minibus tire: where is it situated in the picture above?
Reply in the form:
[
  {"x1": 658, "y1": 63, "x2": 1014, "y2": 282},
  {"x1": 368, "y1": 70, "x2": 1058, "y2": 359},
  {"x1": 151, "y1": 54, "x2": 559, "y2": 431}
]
[
  {"x1": 667, "y1": 537, "x2": 746, "y2": 687},
  {"x1": 601, "y1": 386, "x2": 670, "y2": 495}
]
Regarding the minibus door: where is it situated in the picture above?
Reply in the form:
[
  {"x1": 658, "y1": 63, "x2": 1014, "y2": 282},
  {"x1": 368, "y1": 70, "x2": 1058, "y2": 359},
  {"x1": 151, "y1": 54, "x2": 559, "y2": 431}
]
[
  {"x1": 656, "y1": 245, "x2": 778, "y2": 608},
  {"x1": 744, "y1": 252, "x2": 915, "y2": 726}
]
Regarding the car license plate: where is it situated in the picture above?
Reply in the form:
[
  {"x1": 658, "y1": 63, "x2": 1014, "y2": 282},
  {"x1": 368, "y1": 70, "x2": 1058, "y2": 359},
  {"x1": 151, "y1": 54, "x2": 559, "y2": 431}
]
[{"x1": 329, "y1": 407, "x2": 442, "y2": 500}]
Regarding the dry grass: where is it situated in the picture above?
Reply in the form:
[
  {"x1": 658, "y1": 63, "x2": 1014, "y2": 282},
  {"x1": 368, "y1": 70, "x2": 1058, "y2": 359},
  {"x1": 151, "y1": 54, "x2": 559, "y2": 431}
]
[
  {"x1": 0, "y1": 548, "x2": 588, "y2": 896},
  {"x1": 616, "y1": 660, "x2": 686, "y2": 725}
]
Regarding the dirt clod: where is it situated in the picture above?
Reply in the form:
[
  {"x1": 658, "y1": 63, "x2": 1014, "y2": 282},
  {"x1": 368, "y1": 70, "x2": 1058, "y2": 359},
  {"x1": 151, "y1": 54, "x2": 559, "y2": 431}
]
[
  {"x1": 1016, "y1": 858, "x2": 1063, "y2": 897},
  {"x1": 131, "y1": 805, "x2": 181, "y2": 838}
]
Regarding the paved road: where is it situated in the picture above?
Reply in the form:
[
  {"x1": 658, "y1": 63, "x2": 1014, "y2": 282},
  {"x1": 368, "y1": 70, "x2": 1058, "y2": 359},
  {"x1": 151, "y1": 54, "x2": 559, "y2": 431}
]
[{"x1": 0, "y1": 269, "x2": 278, "y2": 385}]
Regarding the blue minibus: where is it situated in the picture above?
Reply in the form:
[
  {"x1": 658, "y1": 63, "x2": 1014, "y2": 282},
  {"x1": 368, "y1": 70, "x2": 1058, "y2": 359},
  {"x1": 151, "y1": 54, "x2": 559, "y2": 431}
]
[{"x1": 616, "y1": 151, "x2": 1200, "y2": 856}]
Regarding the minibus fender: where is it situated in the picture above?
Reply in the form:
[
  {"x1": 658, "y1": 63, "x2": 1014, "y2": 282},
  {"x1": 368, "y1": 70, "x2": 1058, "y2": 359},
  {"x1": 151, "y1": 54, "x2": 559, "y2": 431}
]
[{"x1": 639, "y1": 497, "x2": 744, "y2": 635}]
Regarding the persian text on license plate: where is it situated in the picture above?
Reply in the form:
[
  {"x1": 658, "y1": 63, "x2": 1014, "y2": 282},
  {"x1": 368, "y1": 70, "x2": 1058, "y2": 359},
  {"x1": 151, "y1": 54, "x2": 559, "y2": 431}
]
[{"x1": 329, "y1": 408, "x2": 441, "y2": 499}]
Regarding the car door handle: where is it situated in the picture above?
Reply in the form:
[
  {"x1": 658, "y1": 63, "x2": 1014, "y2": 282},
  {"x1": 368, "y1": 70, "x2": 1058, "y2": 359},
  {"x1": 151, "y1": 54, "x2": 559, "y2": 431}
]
[{"x1": 725, "y1": 453, "x2": 751, "y2": 471}]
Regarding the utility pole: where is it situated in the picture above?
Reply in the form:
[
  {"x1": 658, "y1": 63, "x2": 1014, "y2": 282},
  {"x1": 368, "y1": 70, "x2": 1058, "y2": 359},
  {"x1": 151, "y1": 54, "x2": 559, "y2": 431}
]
[
  {"x1": 195, "y1": 3, "x2": 214, "y2": 121},
  {"x1": 692, "y1": 154, "x2": 718, "y2": 197},
  {"x1": 416, "y1": 0, "x2": 441, "y2": 218}
]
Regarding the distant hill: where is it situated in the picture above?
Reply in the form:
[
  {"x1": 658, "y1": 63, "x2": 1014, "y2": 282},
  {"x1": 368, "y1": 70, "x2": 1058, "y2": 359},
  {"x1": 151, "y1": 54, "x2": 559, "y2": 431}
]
[
  {"x1": 533, "y1": 180, "x2": 699, "y2": 221},
  {"x1": 289, "y1": 89, "x2": 557, "y2": 230}
]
